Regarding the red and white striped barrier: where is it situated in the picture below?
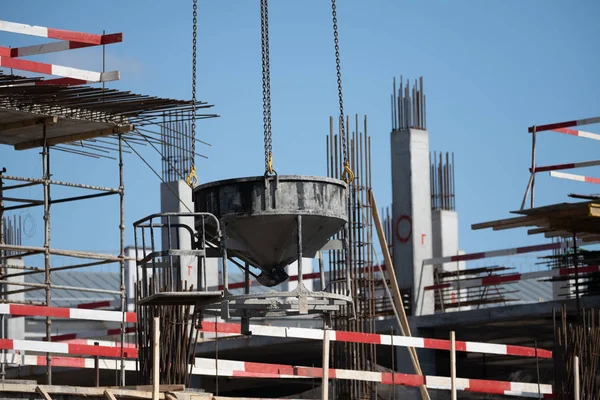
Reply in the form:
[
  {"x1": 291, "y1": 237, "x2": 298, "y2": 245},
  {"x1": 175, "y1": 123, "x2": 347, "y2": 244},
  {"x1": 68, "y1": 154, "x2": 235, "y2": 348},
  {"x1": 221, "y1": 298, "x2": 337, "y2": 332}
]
[
  {"x1": 0, "y1": 20, "x2": 120, "y2": 45},
  {"x1": 0, "y1": 56, "x2": 119, "y2": 83},
  {"x1": 1, "y1": 353, "x2": 136, "y2": 370},
  {"x1": 191, "y1": 359, "x2": 552, "y2": 398},
  {"x1": 423, "y1": 240, "x2": 577, "y2": 266},
  {"x1": 0, "y1": 304, "x2": 135, "y2": 323},
  {"x1": 530, "y1": 159, "x2": 600, "y2": 173},
  {"x1": 49, "y1": 327, "x2": 136, "y2": 342},
  {"x1": 0, "y1": 338, "x2": 136, "y2": 358},
  {"x1": 552, "y1": 128, "x2": 600, "y2": 141},
  {"x1": 425, "y1": 264, "x2": 600, "y2": 292},
  {"x1": 199, "y1": 322, "x2": 552, "y2": 359},
  {"x1": 0, "y1": 354, "x2": 552, "y2": 398},
  {"x1": 75, "y1": 300, "x2": 121, "y2": 310},
  {"x1": 0, "y1": 34, "x2": 121, "y2": 58},
  {"x1": 528, "y1": 116, "x2": 600, "y2": 133},
  {"x1": 550, "y1": 171, "x2": 600, "y2": 185},
  {"x1": 55, "y1": 339, "x2": 136, "y2": 349}
]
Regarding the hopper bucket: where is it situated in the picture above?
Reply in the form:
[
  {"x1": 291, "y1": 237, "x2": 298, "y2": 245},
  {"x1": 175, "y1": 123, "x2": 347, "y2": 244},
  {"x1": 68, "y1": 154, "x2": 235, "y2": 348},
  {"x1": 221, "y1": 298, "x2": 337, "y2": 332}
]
[{"x1": 194, "y1": 175, "x2": 347, "y2": 286}]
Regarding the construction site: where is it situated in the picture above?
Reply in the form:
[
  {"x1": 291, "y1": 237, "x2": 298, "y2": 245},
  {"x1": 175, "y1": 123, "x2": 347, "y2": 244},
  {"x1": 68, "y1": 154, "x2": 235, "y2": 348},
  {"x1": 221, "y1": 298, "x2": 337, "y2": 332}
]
[{"x1": 0, "y1": 1, "x2": 599, "y2": 399}]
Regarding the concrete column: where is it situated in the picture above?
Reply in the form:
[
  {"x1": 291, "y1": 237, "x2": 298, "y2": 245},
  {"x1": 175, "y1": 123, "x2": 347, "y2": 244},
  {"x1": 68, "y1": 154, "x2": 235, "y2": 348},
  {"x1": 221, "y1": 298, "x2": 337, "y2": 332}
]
[
  {"x1": 431, "y1": 210, "x2": 469, "y2": 312},
  {"x1": 391, "y1": 128, "x2": 434, "y2": 316},
  {"x1": 160, "y1": 181, "x2": 220, "y2": 292},
  {"x1": 125, "y1": 246, "x2": 146, "y2": 311},
  {"x1": 160, "y1": 181, "x2": 196, "y2": 289},
  {"x1": 5, "y1": 258, "x2": 24, "y2": 341}
]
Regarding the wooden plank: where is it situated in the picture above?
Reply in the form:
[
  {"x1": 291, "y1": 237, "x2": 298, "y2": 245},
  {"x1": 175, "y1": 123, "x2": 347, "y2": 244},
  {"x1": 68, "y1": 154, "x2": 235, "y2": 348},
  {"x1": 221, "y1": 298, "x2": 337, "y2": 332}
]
[
  {"x1": 0, "y1": 116, "x2": 57, "y2": 132},
  {"x1": 588, "y1": 203, "x2": 600, "y2": 217},
  {"x1": 153, "y1": 317, "x2": 160, "y2": 400},
  {"x1": 108, "y1": 385, "x2": 185, "y2": 392},
  {"x1": 0, "y1": 384, "x2": 162, "y2": 399},
  {"x1": 104, "y1": 390, "x2": 118, "y2": 400},
  {"x1": 368, "y1": 189, "x2": 431, "y2": 400},
  {"x1": 14, "y1": 124, "x2": 133, "y2": 150},
  {"x1": 491, "y1": 217, "x2": 545, "y2": 231},
  {"x1": 471, "y1": 215, "x2": 532, "y2": 230},
  {"x1": 527, "y1": 227, "x2": 549, "y2": 235},
  {"x1": 321, "y1": 329, "x2": 330, "y2": 400},
  {"x1": 36, "y1": 386, "x2": 53, "y2": 400}
]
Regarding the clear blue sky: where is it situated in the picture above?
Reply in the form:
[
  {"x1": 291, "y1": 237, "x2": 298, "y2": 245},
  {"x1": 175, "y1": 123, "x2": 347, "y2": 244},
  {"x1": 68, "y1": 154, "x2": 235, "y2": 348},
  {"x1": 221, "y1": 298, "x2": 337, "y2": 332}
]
[{"x1": 1, "y1": 1, "x2": 599, "y2": 270}]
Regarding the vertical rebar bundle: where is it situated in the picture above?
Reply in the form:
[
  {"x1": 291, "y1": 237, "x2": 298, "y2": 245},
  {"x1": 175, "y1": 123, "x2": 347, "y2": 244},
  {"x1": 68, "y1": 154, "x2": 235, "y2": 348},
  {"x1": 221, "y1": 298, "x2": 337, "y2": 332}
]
[
  {"x1": 134, "y1": 213, "x2": 220, "y2": 387},
  {"x1": 391, "y1": 76, "x2": 426, "y2": 131},
  {"x1": 1, "y1": 216, "x2": 22, "y2": 258},
  {"x1": 326, "y1": 114, "x2": 375, "y2": 400},
  {"x1": 430, "y1": 151, "x2": 456, "y2": 211},
  {"x1": 553, "y1": 306, "x2": 600, "y2": 399}
]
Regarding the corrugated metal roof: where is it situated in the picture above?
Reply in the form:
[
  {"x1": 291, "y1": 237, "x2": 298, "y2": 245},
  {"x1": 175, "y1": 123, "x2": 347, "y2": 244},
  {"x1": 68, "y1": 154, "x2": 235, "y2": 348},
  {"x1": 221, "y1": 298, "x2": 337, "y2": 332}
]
[{"x1": 25, "y1": 271, "x2": 120, "y2": 308}]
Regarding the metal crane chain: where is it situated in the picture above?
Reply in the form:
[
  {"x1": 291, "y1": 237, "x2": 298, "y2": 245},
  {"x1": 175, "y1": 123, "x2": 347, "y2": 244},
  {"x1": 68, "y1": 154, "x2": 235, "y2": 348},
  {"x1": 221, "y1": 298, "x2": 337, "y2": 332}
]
[
  {"x1": 331, "y1": 0, "x2": 353, "y2": 183},
  {"x1": 187, "y1": 0, "x2": 199, "y2": 187},
  {"x1": 261, "y1": 0, "x2": 274, "y2": 175}
]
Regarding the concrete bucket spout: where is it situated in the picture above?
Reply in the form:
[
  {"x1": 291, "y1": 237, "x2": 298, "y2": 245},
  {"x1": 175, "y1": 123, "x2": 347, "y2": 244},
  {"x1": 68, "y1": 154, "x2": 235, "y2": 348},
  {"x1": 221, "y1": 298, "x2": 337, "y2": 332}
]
[{"x1": 193, "y1": 175, "x2": 348, "y2": 287}]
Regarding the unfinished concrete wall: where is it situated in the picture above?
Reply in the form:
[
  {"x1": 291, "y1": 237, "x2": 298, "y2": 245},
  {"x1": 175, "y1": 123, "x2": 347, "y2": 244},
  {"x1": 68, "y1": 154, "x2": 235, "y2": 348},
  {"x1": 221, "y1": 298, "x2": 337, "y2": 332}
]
[
  {"x1": 391, "y1": 128, "x2": 434, "y2": 316},
  {"x1": 431, "y1": 210, "x2": 469, "y2": 312}
]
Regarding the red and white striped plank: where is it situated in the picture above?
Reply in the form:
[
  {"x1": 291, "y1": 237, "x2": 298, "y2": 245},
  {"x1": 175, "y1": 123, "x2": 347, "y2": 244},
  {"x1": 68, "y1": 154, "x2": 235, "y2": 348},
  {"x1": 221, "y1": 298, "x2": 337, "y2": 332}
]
[
  {"x1": 552, "y1": 128, "x2": 600, "y2": 141},
  {"x1": 423, "y1": 240, "x2": 577, "y2": 266},
  {"x1": 528, "y1": 116, "x2": 600, "y2": 133},
  {"x1": 0, "y1": 56, "x2": 119, "y2": 83},
  {"x1": 0, "y1": 338, "x2": 136, "y2": 358},
  {"x1": 49, "y1": 327, "x2": 136, "y2": 342},
  {"x1": 75, "y1": 299, "x2": 121, "y2": 310},
  {"x1": 550, "y1": 170, "x2": 600, "y2": 185},
  {"x1": 0, "y1": 303, "x2": 136, "y2": 323},
  {"x1": 190, "y1": 358, "x2": 552, "y2": 398},
  {"x1": 0, "y1": 20, "x2": 122, "y2": 45},
  {"x1": 0, "y1": 34, "x2": 122, "y2": 58},
  {"x1": 0, "y1": 354, "x2": 552, "y2": 398},
  {"x1": 55, "y1": 339, "x2": 136, "y2": 349},
  {"x1": 1, "y1": 353, "x2": 137, "y2": 370},
  {"x1": 425, "y1": 264, "x2": 600, "y2": 292},
  {"x1": 530, "y1": 159, "x2": 600, "y2": 173},
  {"x1": 199, "y1": 322, "x2": 552, "y2": 359},
  {"x1": 0, "y1": 77, "x2": 92, "y2": 88}
]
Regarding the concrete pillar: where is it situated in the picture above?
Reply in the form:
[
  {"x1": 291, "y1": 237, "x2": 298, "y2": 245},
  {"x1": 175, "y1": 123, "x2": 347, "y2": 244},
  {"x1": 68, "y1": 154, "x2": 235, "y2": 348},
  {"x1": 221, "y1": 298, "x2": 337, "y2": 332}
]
[
  {"x1": 160, "y1": 181, "x2": 196, "y2": 289},
  {"x1": 391, "y1": 128, "x2": 434, "y2": 316},
  {"x1": 160, "y1": 181, "x2": 220, "y2": 292},
  {"x1": 5, "y1": 258, "x2": 24, "y2": 340},
  {"x1": 125, "y1": 246, "x2": 146, "y2": 311},
  {"x1": 431, "y1": 210, "x2": 469, "y2": 312}
]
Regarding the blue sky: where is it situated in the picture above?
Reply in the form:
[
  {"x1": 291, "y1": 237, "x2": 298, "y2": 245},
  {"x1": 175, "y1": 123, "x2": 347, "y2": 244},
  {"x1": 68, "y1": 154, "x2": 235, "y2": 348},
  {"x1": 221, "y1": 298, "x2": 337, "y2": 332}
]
[{"x1": 1, "y1": 1, "x2": 599, "y2": 271}]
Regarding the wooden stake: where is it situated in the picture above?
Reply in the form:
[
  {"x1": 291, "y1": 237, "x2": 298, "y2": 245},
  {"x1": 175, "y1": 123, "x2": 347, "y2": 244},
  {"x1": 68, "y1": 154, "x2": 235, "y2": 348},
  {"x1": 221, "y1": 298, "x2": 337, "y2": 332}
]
[
  {"x1": 574, "y1": 355, "x2": 580, "y2": 400},
  {"x1": 450, "y1": 331, "x2": 457, "y2": 400},
  {"x1": 153, "y1": 317, "x2": 160, "y2": 400},
  {"x1": 368, "y1": 189, "x2": 430, "y2": 400},
  {"x1": 321, "y1": 329, "x2": 330, "y2": 400}
]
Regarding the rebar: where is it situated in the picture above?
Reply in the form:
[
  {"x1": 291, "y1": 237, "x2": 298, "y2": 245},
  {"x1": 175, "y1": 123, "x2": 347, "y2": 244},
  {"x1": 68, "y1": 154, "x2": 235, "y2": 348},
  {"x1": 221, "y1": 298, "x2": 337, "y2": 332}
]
[
  {"x1": 326, "y1": 114, "x2": 375, "y2": 399},
  {"x1": 430, "y1": 151, "x2": 456, "y2": 211},
  {"x1": 553, "y1": 306, "x2": 600, "y2": 399}
]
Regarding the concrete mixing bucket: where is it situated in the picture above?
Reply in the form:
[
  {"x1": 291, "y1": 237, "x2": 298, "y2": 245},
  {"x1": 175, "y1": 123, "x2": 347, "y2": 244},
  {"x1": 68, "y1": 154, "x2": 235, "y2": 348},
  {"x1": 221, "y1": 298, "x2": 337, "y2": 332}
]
[{"x1": 193, "y1": 175, "x2": 347, "y2": 286}]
